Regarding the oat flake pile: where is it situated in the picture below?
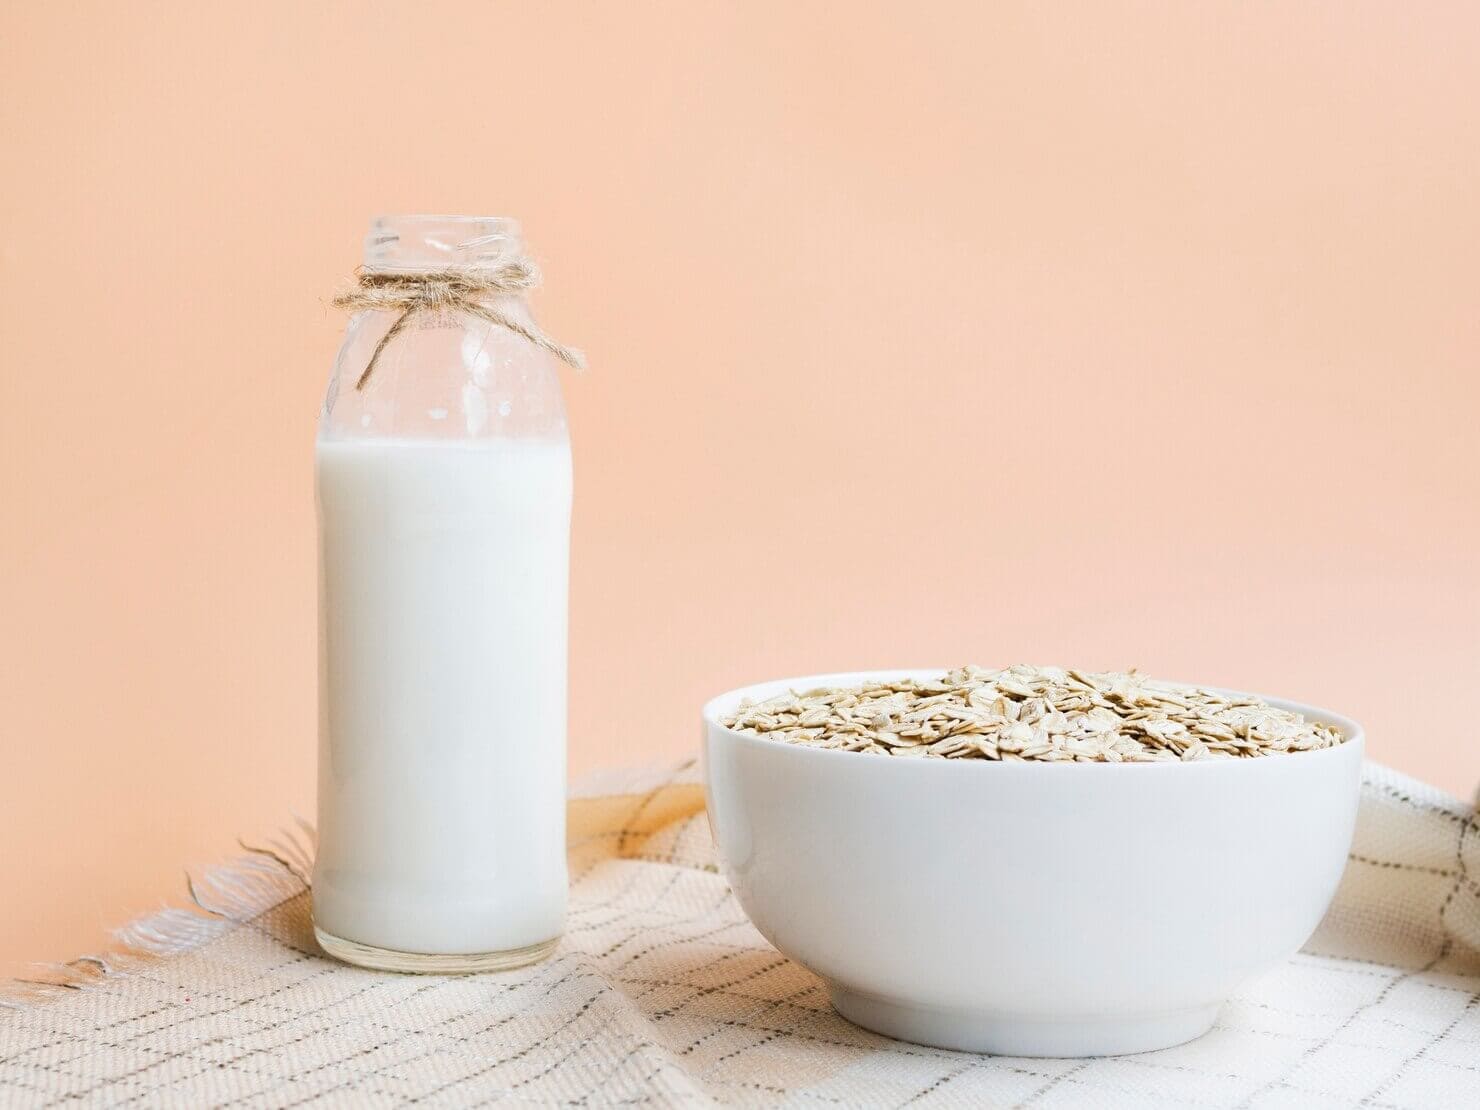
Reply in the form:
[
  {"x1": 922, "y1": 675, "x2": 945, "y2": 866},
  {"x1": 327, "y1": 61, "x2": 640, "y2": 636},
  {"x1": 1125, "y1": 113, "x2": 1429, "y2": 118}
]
[{"x1": 722, "y1": 665, "x2": 1347, "y2": 762}]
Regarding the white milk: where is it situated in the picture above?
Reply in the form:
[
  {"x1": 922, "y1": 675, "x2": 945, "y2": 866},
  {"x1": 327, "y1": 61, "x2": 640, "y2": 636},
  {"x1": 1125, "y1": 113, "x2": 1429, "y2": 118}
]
[{"x1": 313, "y1": 436, "x2": 571, "y2": 959}]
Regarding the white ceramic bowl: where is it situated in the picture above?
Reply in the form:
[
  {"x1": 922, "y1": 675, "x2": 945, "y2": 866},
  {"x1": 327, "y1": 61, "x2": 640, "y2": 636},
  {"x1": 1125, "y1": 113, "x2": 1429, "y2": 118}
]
[{"x1": 702, "y1": 670, "x2": 1364, "y2": 1057}]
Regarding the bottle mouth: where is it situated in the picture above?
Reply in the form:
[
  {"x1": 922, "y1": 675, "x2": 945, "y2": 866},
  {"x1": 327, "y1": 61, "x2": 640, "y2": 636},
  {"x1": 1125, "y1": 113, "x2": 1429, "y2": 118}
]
[{"x1": 363, "y1": 215, "x2": 525, "y2": 273}]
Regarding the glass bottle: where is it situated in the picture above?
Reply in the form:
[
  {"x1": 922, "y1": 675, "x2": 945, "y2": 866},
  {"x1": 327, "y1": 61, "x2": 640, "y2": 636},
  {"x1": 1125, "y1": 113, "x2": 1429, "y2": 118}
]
[{"x1": 313, "y1": 215, "x2": 573, "y2": 972}]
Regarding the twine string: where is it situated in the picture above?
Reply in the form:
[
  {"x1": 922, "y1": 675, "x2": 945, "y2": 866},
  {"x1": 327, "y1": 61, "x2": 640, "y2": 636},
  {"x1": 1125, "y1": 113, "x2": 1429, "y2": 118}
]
[{"x1": 332, "y1": 258, "x2": 586, "y2": 390}]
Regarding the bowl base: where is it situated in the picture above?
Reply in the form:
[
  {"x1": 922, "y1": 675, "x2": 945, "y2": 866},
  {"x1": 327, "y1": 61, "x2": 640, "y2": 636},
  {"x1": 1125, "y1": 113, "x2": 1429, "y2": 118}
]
[{"x1": 829, "y1": 986, "x2": 1220, "y2": 1057}]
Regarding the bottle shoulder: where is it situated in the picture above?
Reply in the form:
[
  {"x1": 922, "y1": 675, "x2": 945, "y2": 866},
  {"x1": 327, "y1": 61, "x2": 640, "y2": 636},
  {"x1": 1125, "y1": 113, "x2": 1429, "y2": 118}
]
[{"x1": 322, "y1": 309, "x2": 569, "y2": 442}]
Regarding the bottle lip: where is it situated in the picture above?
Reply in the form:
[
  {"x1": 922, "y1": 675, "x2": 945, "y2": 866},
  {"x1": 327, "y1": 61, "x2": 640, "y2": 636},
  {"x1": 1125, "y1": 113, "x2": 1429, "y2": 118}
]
[{"x1": 363, "y1": 215, "x2": 525, "y2": 273}]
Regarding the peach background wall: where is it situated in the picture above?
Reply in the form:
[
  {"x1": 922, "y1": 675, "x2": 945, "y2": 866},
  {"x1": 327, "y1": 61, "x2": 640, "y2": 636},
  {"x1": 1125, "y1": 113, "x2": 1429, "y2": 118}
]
[{"x1": 2, "y1": 2, "x2": 1477, "y2": 973}]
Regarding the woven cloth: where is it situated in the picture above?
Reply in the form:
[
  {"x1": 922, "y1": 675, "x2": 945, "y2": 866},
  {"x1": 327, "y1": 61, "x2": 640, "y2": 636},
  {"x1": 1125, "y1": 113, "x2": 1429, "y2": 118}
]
[{"x1": 2, "y1": 761, "x2": 1476, "y2": 1108}]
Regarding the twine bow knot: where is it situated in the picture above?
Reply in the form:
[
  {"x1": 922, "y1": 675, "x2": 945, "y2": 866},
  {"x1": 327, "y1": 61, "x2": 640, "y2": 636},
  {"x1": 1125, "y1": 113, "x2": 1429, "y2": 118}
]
[{"x1": 333, "y1": 258, "x2": 586, "y2": 390}]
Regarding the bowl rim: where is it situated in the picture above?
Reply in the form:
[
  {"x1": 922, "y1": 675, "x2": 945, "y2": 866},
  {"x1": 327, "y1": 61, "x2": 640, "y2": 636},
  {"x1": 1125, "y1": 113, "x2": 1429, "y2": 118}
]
[{"x1": 703, "y1": 667, "x2": 1365, "y2": 772}]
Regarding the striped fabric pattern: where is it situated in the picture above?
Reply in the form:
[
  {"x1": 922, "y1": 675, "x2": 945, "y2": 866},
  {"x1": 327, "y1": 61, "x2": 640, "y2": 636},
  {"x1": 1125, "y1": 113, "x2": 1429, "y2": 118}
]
[{"x1": 1, "y1": 761, "x2": 1475, "y2": 1108}]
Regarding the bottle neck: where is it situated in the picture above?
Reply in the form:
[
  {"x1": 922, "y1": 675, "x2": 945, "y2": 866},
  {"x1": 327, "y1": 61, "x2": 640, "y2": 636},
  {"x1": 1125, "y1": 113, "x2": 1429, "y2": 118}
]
[{"x1": 363, "y1": 215, "x2": 525, "y2": 275}]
